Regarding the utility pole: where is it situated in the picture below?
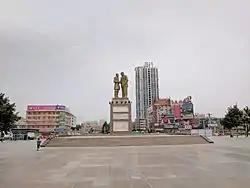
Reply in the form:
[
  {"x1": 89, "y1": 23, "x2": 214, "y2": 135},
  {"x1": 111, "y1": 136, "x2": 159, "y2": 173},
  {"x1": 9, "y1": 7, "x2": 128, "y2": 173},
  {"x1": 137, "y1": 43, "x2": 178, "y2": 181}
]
[{"x1": 208, "y1": 113, "x2": 212, "y2": 135}]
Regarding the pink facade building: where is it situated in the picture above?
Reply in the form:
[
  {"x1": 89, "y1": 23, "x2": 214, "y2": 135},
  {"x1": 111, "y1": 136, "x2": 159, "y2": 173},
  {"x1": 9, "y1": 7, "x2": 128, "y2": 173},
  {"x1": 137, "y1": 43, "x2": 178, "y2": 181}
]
[{"x1": 26, "y1": 105, "x2": 75, "y2": 133}]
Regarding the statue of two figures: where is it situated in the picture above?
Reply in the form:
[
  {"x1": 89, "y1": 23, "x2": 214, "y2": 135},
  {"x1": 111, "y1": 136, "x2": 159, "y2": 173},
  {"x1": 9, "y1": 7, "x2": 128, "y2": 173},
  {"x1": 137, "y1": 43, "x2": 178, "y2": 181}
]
[{"x1": 113, "y1": 72, "x2": 128, "y2": 98}]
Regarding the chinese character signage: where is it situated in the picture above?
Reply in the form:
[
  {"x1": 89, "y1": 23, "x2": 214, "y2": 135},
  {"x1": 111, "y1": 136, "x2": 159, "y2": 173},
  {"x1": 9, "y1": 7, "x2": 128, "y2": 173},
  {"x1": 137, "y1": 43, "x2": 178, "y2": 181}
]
[{"x1": 27, "y1": 105, "x2": 66, "y2": 111}]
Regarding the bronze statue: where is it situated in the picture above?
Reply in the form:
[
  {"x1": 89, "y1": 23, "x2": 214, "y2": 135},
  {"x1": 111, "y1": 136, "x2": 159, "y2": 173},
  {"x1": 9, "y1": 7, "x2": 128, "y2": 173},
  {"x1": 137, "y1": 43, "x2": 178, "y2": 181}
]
[
  {"x1": 113, "y1": 73, "x2": 120, "y2": 98},
  {"x1": 120, "y1": 72, "x2": 128, "y2": 98}
]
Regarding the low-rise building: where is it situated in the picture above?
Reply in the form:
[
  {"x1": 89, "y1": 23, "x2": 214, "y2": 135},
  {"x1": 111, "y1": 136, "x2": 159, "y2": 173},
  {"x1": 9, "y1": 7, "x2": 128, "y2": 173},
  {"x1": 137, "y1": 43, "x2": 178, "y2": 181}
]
[
  {"x1": 134, "y1": 118, "x2": 148, "y2": 130},
  {"x1": 26, "y1": 104, "x2": 75, "y2": 133},
  {"x1": 148, "y1": 97, "x2": 195, "y2": 132},
  {"x1": 15, "y1": 117, "x2": 27, "y2": 129},
  {"x1": 70, "y1": 115, "x2": 77, "y2": 128},
  {"x1": 81, "y1": 121, "x2": 102, "y2": 133}
]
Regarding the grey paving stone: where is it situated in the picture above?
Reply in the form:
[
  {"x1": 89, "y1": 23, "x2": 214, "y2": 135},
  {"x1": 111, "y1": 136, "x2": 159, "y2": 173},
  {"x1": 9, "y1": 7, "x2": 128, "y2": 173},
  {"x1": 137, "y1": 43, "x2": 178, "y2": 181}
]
[{"x1": 1, "y1": 137, "x2": 250, "y2": 187}]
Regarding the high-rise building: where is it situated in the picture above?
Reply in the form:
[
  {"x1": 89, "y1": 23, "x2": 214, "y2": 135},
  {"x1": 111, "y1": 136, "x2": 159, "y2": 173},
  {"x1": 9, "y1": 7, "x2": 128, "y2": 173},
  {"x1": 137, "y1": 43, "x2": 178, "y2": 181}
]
[
  {"x1": 135, "y1": 62, "x2": 159, "y2": 120},
  {"x1": 26, "y1": 105, "x2": 75, "y2": 133}
]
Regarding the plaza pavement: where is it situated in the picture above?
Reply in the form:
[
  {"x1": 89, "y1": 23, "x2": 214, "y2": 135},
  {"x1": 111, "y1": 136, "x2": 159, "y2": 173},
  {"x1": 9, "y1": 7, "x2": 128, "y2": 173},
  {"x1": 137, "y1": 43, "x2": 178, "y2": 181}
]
[{"x1": 1, "y1": 136, "x2": 250, "y2": 187}]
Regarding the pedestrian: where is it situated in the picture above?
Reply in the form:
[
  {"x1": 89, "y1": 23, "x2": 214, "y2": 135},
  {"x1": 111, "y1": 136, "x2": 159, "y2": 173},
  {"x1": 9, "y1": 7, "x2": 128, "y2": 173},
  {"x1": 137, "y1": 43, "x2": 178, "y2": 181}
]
[
  {"x1": 0, "y1": 131, "x2": 4, "y2": 142},
  {"x1": 37, "y1": 137, "x2": 42, "y2": 151}
]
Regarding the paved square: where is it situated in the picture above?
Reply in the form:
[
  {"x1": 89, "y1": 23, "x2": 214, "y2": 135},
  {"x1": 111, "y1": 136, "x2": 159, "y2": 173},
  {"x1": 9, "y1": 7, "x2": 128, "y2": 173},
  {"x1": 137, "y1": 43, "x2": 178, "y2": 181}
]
[{"x1": 1, "y1": 137, "x2": 250, "y2": 187}]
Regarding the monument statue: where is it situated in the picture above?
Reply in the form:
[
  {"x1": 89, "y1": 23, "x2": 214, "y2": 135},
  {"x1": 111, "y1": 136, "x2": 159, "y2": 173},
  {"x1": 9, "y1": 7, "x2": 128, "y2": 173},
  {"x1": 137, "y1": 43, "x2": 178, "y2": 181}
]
[
  {"x1": 113, "y1": 73, "x2": 120, "y2": 98},
  {"x1": 110, "y1": 72, "x2": 132, "y2": 134},
  {"x1": 120, "y1": 72, "x2": 128, "y2": 98}
]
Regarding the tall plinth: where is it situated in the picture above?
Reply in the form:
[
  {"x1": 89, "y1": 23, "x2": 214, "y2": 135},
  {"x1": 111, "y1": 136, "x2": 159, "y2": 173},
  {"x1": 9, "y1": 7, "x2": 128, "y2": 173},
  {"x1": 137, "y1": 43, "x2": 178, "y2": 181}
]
[{"x1": 109, "y1": 98, "x2": 132, "y2": 134}]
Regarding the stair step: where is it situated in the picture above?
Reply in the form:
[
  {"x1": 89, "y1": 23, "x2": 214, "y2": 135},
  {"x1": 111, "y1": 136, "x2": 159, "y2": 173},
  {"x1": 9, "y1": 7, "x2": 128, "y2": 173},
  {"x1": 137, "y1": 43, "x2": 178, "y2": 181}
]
[{"x1": 46, "y1": 135, "x2": 210, "y2": 147}]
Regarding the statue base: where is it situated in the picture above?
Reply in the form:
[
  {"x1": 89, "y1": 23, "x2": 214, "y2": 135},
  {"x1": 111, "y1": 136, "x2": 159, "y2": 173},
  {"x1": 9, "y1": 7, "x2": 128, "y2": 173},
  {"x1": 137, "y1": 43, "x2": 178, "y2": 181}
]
[{"x1": 109, "y1": 98, "x2": 132, "y2": 134}]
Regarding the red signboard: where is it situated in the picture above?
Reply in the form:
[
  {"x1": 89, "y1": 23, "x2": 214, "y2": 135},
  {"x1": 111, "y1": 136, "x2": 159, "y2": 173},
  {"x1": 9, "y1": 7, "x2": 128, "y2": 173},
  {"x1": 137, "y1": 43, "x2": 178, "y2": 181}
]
[
  {"x1": 173, "y1": 103, "x2": 181, "y2": 119},
  {"x1": 27, "y1": 105, "x2": 57, "y2": 111}
]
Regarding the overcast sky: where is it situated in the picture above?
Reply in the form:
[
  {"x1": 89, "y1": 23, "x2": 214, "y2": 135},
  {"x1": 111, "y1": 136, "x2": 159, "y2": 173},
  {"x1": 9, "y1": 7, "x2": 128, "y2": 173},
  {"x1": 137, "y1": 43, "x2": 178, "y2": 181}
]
[{"x1": 1, "y1": 0, "x2": 249, "y2": 122}]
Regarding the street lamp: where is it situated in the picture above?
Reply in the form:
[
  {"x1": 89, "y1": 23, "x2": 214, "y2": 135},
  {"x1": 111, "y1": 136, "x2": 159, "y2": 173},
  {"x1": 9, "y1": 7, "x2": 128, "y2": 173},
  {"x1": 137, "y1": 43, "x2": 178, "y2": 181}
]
[{"x1": 203, "y1": 119, "x2": 206, "y2": 137}]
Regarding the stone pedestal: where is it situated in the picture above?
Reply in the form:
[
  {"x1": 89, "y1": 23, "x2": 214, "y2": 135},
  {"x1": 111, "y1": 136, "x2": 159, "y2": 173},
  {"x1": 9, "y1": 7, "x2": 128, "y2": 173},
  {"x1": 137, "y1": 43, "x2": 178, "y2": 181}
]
[{"x1": 109, "y1": 98, "x2": 132, "y2": 134}]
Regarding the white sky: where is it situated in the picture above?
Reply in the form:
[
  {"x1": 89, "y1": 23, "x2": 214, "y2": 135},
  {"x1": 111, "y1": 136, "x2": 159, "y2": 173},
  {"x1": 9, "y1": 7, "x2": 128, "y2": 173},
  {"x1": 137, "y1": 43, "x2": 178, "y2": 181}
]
[{"x1": 1, "y1": 0, "x2": 250, "y2": 122}]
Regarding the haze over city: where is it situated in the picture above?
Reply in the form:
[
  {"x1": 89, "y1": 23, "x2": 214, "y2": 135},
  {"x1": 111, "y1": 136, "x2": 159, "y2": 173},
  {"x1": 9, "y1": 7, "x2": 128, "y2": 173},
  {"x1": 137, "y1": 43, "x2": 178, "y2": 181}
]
[{"x1": 1, "y1": 0, "x2": 249, "y2": 122}]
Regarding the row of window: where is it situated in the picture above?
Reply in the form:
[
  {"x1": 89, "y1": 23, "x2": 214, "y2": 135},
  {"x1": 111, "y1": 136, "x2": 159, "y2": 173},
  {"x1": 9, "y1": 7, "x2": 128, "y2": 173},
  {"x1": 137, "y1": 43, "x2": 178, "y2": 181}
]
[
  {"x1": 27, "y1": 116, "x2": 61, "y2": 120},
  {"x1": 27, "y1": 122, "x2": 71, "y2": 125},
  {"x1": 27, "y1": 116, "x2": 73, "y2": 121},
  {"x1": 28, "y1": 125, "x2": 56, "y2": 129},
  {"x1": 27, "y1": 121, "x2": 71, "y2": 124},
  {"x1": 27, "y1": 111, "x2": 61, "y2": 115}
]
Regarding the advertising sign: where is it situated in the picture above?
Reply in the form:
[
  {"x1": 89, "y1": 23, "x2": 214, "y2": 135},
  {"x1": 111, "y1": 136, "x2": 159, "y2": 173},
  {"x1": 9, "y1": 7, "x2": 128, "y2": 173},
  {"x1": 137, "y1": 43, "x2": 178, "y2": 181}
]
[
  {"x1": 154, "y1": 105, "x2": 175, "y2": 128},
  {"x1": 173, "y1": 104, "x2": 181, "y2": 119},
  {"x1": 157, "y1": 105, "x2": 174, "y2": 116},
  {"x1": 164, "y1": 124, "x2": 174, "y2": 129},
  {"x1": 27, "y1": 105, "x2": 66, "y2": 111},
  {"x1": 181, "y1": 103, "x2": 194, "y2": 118},
  {"x1": 56, "y1": 105, "x2": 66, "y2": 111},
  {"x1": 27, "y1": 105, "x2": 57, "y2": 111}
]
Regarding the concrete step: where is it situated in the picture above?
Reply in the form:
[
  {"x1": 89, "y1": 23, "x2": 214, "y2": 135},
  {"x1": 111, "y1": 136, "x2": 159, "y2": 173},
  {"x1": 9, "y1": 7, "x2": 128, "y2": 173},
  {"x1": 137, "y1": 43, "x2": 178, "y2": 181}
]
[{"x1": 46, "y1": 135, "x2": 210, "y2": 147}]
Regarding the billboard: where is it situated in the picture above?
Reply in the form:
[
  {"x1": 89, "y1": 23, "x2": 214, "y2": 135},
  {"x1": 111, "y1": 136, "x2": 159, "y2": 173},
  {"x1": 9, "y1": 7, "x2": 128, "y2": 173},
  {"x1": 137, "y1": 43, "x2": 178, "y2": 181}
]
[
  {"x1": 181, "y1": 102, "x2": 194, "y2": 118},
  {"x1": 157, "y1": 105, "x2": 174, "y2": 117},
  {"x1": 153, "y1": 99, "x2": 172, "y2": 126},
  {"x1": 173, "y1": 103, "x2": 181, "y2": 119},
  {"x1": 55, "y1": 105, "x2": 66, "y2": 111},
  {"x1": 27, "y1": 105, "x2": 66, "y2": 111}
]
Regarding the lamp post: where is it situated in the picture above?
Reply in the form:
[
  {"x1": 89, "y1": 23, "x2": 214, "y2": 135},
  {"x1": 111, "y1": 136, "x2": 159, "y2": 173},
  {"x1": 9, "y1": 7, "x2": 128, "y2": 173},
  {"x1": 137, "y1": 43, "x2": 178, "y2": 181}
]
[
  {"x1": 208, "y1": 113, "x2": 212, "y2": 136},
  {"x1": 203, "y1": 119, "x2": 206, "y2": 137}
]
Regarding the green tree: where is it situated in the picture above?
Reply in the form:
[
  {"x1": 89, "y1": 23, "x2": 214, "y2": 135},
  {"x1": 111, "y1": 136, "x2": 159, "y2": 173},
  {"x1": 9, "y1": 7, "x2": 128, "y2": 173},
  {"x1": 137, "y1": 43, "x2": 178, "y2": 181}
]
[
  {"x1": 0, "y1": 93, "x2": 21, "y2": 133},
  {"x1": 101, "y1": 121, "x2": 110, "y2": 134},
  {"x1": 221, "y1": 104, "x2": 243, "y2": 137},
  {"x1": 75, "y1": 124, "x2": 81, "y2": 131},
  {"x1": 106, "y1": 122, "x2": 110, "y2": 133},
  {"x1": 101, "y1": 121, "x2": 107, "y2": 134},
  {"x1": 242, "y1": 106, "x2": 250, "y2": 137}
]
